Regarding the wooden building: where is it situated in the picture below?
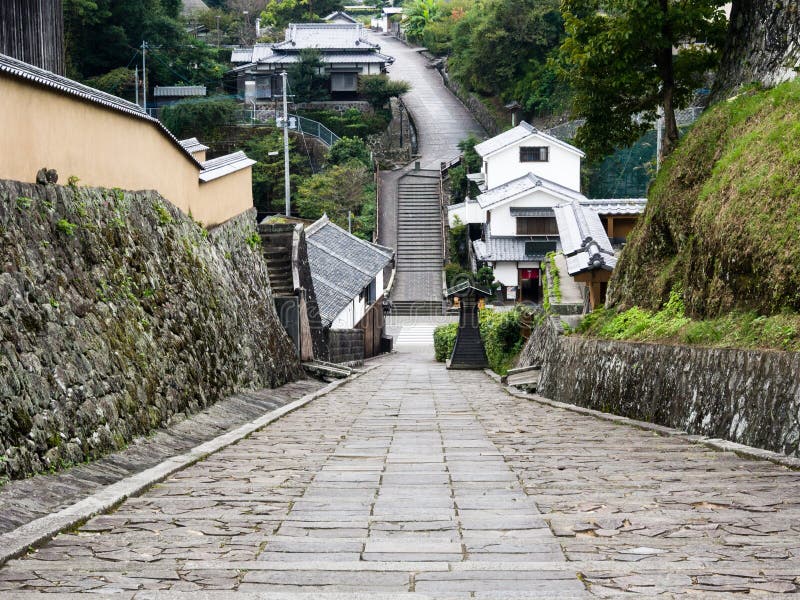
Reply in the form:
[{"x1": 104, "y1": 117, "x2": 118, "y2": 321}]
[{"x1": 0, "y1": 0, "x2": 65, "y2": 75}]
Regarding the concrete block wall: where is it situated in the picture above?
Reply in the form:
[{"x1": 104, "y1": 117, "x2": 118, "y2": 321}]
[{"x1": 327, "y1": 329, "x2": 365, "y2": 365}]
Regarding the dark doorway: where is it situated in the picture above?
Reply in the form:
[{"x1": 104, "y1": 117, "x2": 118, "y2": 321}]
[{"x1": 518, "y1": 268, "x2": 540, "y2": 303}]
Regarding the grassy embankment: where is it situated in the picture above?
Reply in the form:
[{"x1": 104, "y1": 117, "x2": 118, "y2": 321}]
[{"x1": 583, "y1": 80, "x2": 800, "y2": 351}]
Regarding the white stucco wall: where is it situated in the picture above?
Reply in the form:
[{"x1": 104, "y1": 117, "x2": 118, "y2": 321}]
[
  {"x1": 448, "y1": 200, "x2": 486, "y2": 226},
  {"x1": 483, "y1": 133, "x2": 582, "y2": 192},
  {"x1": 332, "y1": 301, "x2": 355, "y2": 329},
  {"x1": 488, "y1": 190, "x2": 566, "y2": 237},
  {"x1": 493, "y1": 262, "x2": 519, "y2": 287},
  {"x1": 376, "y1": 270, "x2": 385, "y2": 296}
]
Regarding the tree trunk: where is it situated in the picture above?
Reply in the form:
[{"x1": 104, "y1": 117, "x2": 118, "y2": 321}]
[
  {"x1": 658, "y1": 0, "x2": 679, "y2": 158},
  {"x1": 711, "y1": 0, "x2": 800, "y2": 102}
]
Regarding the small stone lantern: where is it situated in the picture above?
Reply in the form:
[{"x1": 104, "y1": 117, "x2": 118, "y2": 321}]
[{"x1": 445, "y1": 281, "x2": 492, "y2": 369}]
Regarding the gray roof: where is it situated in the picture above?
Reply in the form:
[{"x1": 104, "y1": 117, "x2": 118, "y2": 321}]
[
  {"x1": 306, "y1": 216, "x2": 393, "y2": 327},
  {"x1": 254, "y1": 51, "x2": 393, "y2": 65},
  {"x1": 199, "y1": 151, "x2": 256, "y2": 182},
  {"x1": 580, "y1": 198, "x2": 647, "y2": 215},
  {"x1": 274, "y1": 23, "x2": 380, "y2": 51},
  {"x1": 324, "y1": 11, "x2": 359, "y2": 23},
  {"x1": 231, "y1": 44, "x2": 275, "y2": 64},
  {"x1": 153, "y1": 85, "x2": 206, "y2": 97},
  {"x1": 509, "y1": 207, "x2": 555, "y2": 217},
  {"x1": 0, "y1": 52, "x2": 200, "y2": 168},
  {"x1": 182, "y1": 0, "x2": 208, "y2": 15},
  {"x1": 473, "y1": 223, "x2": 558, "y2": 262},
  {"x1": 477, "y1": 172, "x2": 586, "y2": 209},
  {"x1": 474, "y1": 121, "x2": 585, "y2": 158},
  {"x1": 179, "y1": 137, "x2": 210, "y2": 154},
  {"x1": 553, "y1": 201, "x2": 617, "y2": 275}
]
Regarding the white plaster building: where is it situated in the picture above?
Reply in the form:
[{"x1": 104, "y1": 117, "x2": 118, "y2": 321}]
[{"x1": 447, "y1": 121, "x2": 646, "y2": 307}]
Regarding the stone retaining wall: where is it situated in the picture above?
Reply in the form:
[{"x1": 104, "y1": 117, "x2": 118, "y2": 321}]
[
  {"x1": 518, "y1": 316, "x2": 800, "y2": 457},
  {"x1": 327, "y1": 329, "x2": 365, "y2": 365},
  {"x1": 0, "y1": 180, "x2": 301, "y2": 479}
]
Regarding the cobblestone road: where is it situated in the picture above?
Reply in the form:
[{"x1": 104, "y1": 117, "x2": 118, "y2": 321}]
[{"x1": 2, "y1": 348, "x2": 800, "y2": 597}]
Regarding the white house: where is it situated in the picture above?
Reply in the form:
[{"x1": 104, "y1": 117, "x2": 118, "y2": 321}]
[
  {"x1": 447, "y1": 121, "x2": 646, "y2": 307},
  {"x1": 230, "y1": 23, "x2": 394, "y2": 99},
  {"x1": 306, "y1": 215, "x2": 393, "y2": 330}
]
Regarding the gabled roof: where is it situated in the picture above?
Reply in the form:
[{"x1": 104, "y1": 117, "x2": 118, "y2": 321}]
[
  {"x1": 182, "y1": 0, "x2": 209, "y2": 15},
  {"x1": 324, "y1": 11, "x2": 359, "y2": 23},
  {"x1": 231, "y1": 44, "x2": 275, "y2": 64},
  {"x1": 153, "y1": 85, "x2": 206, "y2": 97},
  {"x1": 179, "y1": 137, "x2": 210, "y2": 154},
  {"x1": 253, "y1": 51, "x2": 394, "y2": 66},
  {"x1": 274, "y1": 23, "x2": 380, "y2": 51},
  {"x1": 477, "y1": 172, "x2": 586, "y2": 210},
  {"x1": 0, "y1": 52, "x2": 201, "y2": 168},
  {"x1": 553, "y1": 201, "x2": 617, "y2": 275},
  {"x1": 199, "y1": 151, "x2": 256, "y2": 182},
  {"x1": 474, "y1": 121, "x2": 585, "y2": 159},
  {"x1": 306, "y1": 216, "x2": 393, "y2": 327},
  {"x1": 446, "y1": 280, "x2": 492, "y2": 299},
  {"x1": 580, "y1": 198, "x2": 647, "y2": 215}
]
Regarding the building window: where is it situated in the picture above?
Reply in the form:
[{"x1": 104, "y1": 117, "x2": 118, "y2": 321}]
[
  {"x1": 331, "y1": 72, "x2": 358, "y2": 92},
  {"x1": 517, "y1": 216, "x2": 558, "y2": 235},
  {"x1": 520, "y1": 146, "x2": 549, "y2": 162}
]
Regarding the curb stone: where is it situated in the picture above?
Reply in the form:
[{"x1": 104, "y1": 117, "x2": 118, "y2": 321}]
[
  {"x1": 0, "y1": 366, "x2": 378, "y2": 567},
  {"x1": 485, "y1": 369, "x2": 800, "y2": 471}
]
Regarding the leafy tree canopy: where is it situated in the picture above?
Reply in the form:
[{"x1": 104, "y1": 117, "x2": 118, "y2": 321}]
[
  {"x1": 260, "y1": 0, "x2": 343, "y2": 28},
  {"x1": 161, "y1": 96, "x2": 240, "y2": 142},
  {"x1": 287, "y1": 50, "x2": 330, "y2": 102},
  {"x1": 558, "y1": 0, "x2": 727, "y2": 160},
  {"x1": 327, "y1": 137, "x2": 372, "y2": 168},
  {"x1": 64, "y1": 0, "x2": 227, "y2": 93},
  {"x1": 358, "y1": 75, "x2": 411, "y2": 110}
]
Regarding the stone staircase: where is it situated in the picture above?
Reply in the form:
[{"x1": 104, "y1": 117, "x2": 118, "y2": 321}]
[
  {"x1": 390, "y1": 171, "x2": 444, "y2": 316},
  {"x1": 258, "y1": 225, "x2": 295, "y2": 297}
]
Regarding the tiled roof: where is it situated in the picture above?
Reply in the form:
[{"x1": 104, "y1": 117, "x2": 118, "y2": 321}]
[
  {"x1": 182, "y1": 0, "x2": 208, "y2": 14},
  {"x1": 179, "y1": 137, "x2": 210, "y2": 154},
  {"x1": 274, "y1": 23, "x2": 380, "y2": 51},
  {"x1": 323, "y1": 11, "x2": 358, "y2": 23},
  {"x1": 474, "y1": 121, "x2": 585, "y2": 158},
  {"x1": 199, "y1": 151, "x2": 256, "y2": 182},
  {"x1": 473, "y1": 224, "x2": 558, "y2": 262},
  {"x1": 477, "y1": 172, "x2": 586, "y2": 209},
  {"x1": 255, "y1": 51, "x2": 394, "y2": 65},
  {"x1": 580, "y1": 198, "x2": 647, "y2": 215},
  {"x1": 383, "y1": 7, "x2": 403, "y2": 14},
  {"x1": 306, "y1": 216, "x2": 393, "y2": 327},
  {"x1": 231, "y1": 44, "x2": 275, "y2": 63},
  {"x1": 0, "y1": 52, "x2": 200, "y2": 167},
  {"x1": 153, "y1": 85, "x2": 206, "y2": 97},
  {"x1": 509, "y1": 207, "x2": 555, "y2": 217},
  {"x1": 553, "y1": 201, "x2": 617, "y2": 275}
]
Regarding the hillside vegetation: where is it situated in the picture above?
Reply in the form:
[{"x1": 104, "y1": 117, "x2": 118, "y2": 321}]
[{"x1": 608, "y1": 79, "x2": 800, "y2": 320}]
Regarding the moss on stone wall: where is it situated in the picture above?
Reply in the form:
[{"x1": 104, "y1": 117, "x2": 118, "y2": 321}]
[
  {"x1": 0, "y1": 180, "x2": 301, "y2": 480},
  {"x1": 608, "y1": 80, "x2": 800, "y2": 319}
]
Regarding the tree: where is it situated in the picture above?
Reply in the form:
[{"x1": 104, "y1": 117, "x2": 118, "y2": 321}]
[
  {"x1": 711, "y1": 0, "x2": 800, "y2": 102},
  {"x1": 404, "y1": 0, "x2": 442, "y2": 42},
  {"x1": 558, "y1": 0, "x2": 727, "y2": 160},
  {"x1": 260, "y1": 0, "x2": 343, "y2": 28},
  {"x1": 161, "y1": 97, "x2": 240, "y2": 142},
  {"x1": 287, "y1": 50, "x2": 330, "y2": 102},
  {"x1": 327, "y1": 137, "x2": 372, "y2": 168},
  {"x1": 449, "y1": 0, "x2": 564, "y2": 105},
  {"x1": 358, "y1": 75, "x2": 411, "y2": 110},
  {"x1": 295, "y1": 163, "x2": 375, "y2": 238}
]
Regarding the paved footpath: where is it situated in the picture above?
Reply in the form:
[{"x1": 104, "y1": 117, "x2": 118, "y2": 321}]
[{"x1": 1, "y1": 347, "x2": 800, "y2": 597}]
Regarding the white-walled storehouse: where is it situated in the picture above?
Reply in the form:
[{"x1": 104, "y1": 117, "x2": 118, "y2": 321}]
[{"x1": 447, "y1": 121, "x2": 646, "y2": 307}]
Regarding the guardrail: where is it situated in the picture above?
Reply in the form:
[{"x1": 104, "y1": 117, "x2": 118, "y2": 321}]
[{"x1": 234, "y1": 110, "x2": 341, "y2": 147}]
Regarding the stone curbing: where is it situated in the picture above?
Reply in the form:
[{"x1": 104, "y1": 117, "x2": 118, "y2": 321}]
[
  {"x1": 0, "y1": 367, "x2": 375, "y2": 567},
  {"x1": 490, "y1": 370, "x2": 800, "y2": 471}
]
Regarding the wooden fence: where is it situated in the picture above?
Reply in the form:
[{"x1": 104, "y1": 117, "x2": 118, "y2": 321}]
[
  {"x1": 0, "y1": 0, "x2": 65, "y2": 75},
  {"x1": 356, "y1": 295, "x2": 386, "y2": 359}
]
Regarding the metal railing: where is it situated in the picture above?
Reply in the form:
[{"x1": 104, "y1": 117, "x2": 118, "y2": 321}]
[{"x1": 235, "y1": 110, "x2": 341, "y2": 147}]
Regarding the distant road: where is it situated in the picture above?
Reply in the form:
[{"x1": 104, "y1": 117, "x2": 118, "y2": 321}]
[{"x1": 370, "y1": 33, "x2": 485, "y2": 169}]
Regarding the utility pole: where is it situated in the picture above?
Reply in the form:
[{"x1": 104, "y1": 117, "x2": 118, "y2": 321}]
[
  {"x1": 135, "y1": 65, "x2": 139, "y2": 106},
  {"x1": 216, "y1": 15, "x2": 221, "y2": 48},
  {"x1": 141, "y1": 41, "x2": 148, "y2": 114},
  {"x1": 282, "y1": 71, "x2": 291, "y2": 217}
]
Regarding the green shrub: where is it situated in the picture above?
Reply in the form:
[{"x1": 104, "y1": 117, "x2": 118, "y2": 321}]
[
  {"x1": 56, "y1": 219, "x2": 77, "y2": 236},
  {"x1": 480, "y1": 308, "x2": 525, "y2": 374},
  {"x1": 433, "y1": 322, "x2": 458, "y2": 362},
  {"x1": 444, "y1": 262, "x2": 471, "y2": 288},
  {"x1": 161, "y1": 97, "x2": 239, "y2": 143}
]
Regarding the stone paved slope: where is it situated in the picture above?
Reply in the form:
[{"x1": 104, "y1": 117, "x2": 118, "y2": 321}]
[
  {"x1": 370, "y1": 33, "x2": 484, "y2": 169},
  {"x1": 1, "y1": 350, "x2": 799, "y2": 596},
  {"x1": 0, "y1": 379, "x2": 324, "y2": 535}
]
